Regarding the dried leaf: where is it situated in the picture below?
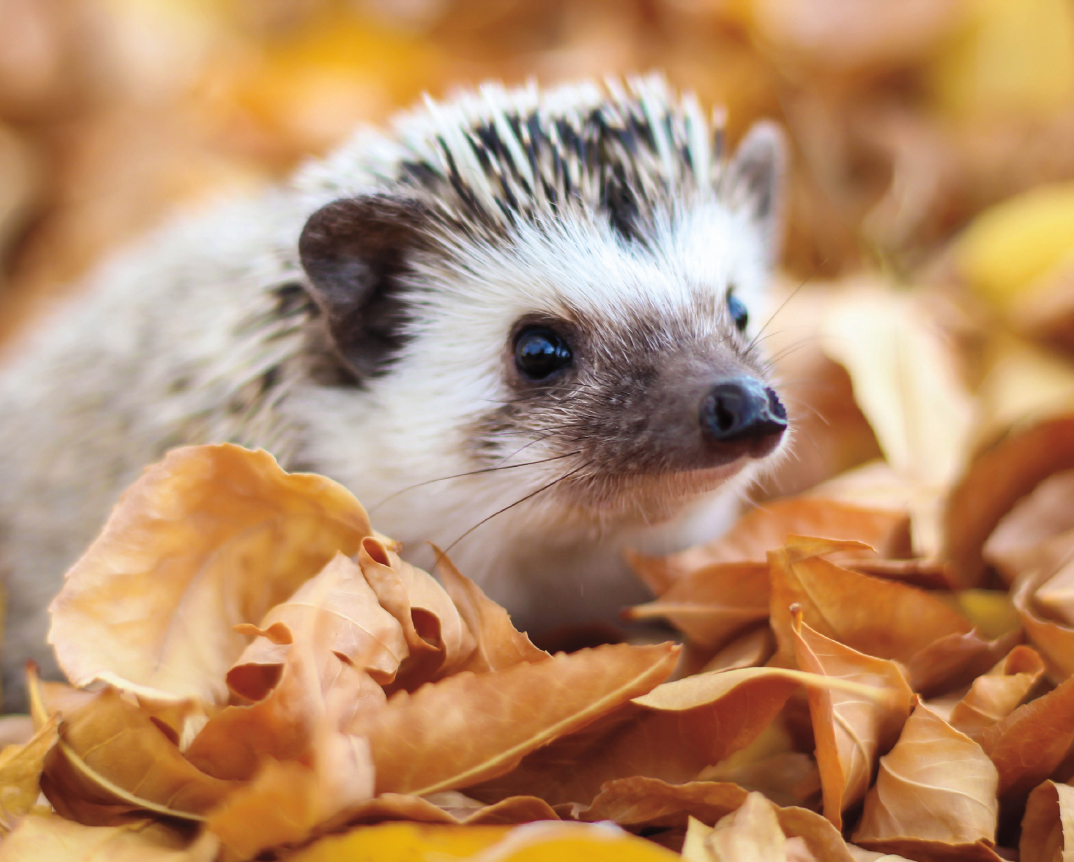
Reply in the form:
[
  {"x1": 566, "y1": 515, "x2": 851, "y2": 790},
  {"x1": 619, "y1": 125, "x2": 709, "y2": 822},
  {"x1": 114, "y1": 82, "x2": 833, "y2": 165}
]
[
  {"x1": 948, "y1": 646, "x2": 1045, "y2": 740},
  {"x1": 978, "y1": 673, "x2": 1074, "y2": 803},
  {"x1": 227, "y1": 552, "x2": 408, "y2": 696},
  {"x1": 32, "y1": 673, "x2": 237, "y2": 824},
  {"x1": 0, "y1": 714, "x2": 58, "y2": 827},
  {"x1": 433, "y1": 551, "x2": 548, "y2": 673},
  {"x1": 185, "y1": 629, "x2": 383, "y2": 781},
  {"x1": 790, "y1": 610, "x2": 914, "y2": 829},
  {"x1": 625, "y1": 561, "x2": 771, "y2": 649},
  {"x1": 945, "y1": 416, "x2": 1074, "y2": 589},
  {"x1": 820, "y1": 283, "x2": 976, "y2": 556},
  {"x1": 47, "y1": 445, "x2": 372, "y2": 705},
  {"x1": 853, "y1": 701, "x2": 1001, "y2": 860},
  {"x1": 701, "y1": 791, "x2": 788, "y2": 862},
  {"x1": 1020, "y1": 780, "x2": 1074, "y2": 862},
  {"x1": 358, "y1": 538, "x2": 477, "y2": 686},
  {"x1": 628, "y1": 498, "x2": 910, "y2": 592},
  {"x1": 0, "y1": 814, "x2": 218, "y2": 862},
  {"x1": 351, "y1": 642, "x2": 677, "y2": 796},
  {"x1": 578, "y1": 777, "x2": 747, "y2": 829},
  {"x1": 1014, "y1": 568, "x2": 1074, "y2": 682},
  {"x1": 769, "y1": 537, "x2": 972, "y2": 666},
  {"x1": 205, "y1": 730, "x2": 374, "y2": 862}
]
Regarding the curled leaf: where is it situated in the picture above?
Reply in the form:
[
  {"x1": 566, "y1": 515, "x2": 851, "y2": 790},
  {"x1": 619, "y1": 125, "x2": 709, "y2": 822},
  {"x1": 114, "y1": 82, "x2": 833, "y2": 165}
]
[
  {"x1": 853, "y1": 702, "x2": 1001, "y2": 860},
  {"x1": 48, "y1": 445, "x2": 372, "y2": 705}
]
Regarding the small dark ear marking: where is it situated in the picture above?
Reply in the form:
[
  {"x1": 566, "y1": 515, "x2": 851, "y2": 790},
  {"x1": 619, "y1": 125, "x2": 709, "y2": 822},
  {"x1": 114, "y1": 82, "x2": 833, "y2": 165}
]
[
  {"x1": 298, "y1": 195, "x2": 433, "y2": 381},
  {"x1": 725, "y1": 120, "x2": 788, "y2": 268}
]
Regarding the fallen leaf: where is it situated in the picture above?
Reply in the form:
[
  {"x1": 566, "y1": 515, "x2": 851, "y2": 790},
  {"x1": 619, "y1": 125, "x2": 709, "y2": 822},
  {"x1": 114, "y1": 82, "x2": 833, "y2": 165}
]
[
  {"x1": 0, "y1": 714, "x2": 57, "y2": 828},
  {"x1": 697, "y1": 791, "x2": 788, "y2": 862},
  {"x1": 0, "y1": 814, "x2": 218, "y2": 862},
  {"x1": 820, "y1": 283, "x2": 977, "y2": 556},
  {"x1": 1020, "y1": 780, "x2": 1074, "y2": 862},
  {"x1": 948, "y1": 646, "x2": 1045, "y2": 740},
  {"x1": 185, "y1": 629, "x2": 383, "y2": 781},
  {"x1": 625, "y1": 561, "x2": 771, "y2": 649},
  {"x1": 945, "y1": 416, "x2": 1074, "y2": 589},
  {"x1": 32, "y1": 674, "x2": 237, "y2": 825},
  {"x1": 628, "y1": 498, "x2": 910, "y2": 593},
  {"x1": 769, "y1": 537, "x2": 972, "y2": 666},
  {"x1": 205, "y1": 730, "x2": 375, "y2": 862},
  {"x1": 577, "y1": 777, "x2": 747, "y2": 829},
  {"x1": 978, "y1": 673, "x2": 1074, "y2": 804},
  {"x1": 853, "y1": 701, "x2": 1001, "y2": 860},
  {"x1": 47, "y1": 445, "x2": 372, "y2": 705},
  {"x1": 433, "y1": 551, "x2": 548, "y2": 673},
  {"x1": 351, "y1": 642, "x2": 677, "y2": 797},
  {"x1": 474, "y1": 663, "x2": 887, "y2": 807},
  {"x1": 358, "y1": 537, "x2": 477, "y2": 687},
  {"x1": 227, "y1": 552, "x2": 408, "y2": 696},
  {"x1": 1014, "y1": 569, "x2": 1074, "y2": 682},
  {"x1": 790, "y1": 610, "x2": 914, "y2": 829},
  {"x1": 902, "y1": 627, "x2": 1024, "y2": 697}
]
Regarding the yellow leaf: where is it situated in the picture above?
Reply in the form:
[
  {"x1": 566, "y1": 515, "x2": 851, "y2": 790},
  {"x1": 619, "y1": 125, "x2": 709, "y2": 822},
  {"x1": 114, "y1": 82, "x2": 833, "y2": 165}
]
[{"x1": 0, "y1": 814, "x2": 218, "y2": 862}]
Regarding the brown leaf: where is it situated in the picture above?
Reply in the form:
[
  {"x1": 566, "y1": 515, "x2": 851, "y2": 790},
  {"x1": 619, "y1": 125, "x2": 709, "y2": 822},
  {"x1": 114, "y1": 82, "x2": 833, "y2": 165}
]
[
  {"x1": 432, "y1": 551, "x2": 548, "y2": 673},
  {"x1": 578, "y1": 777, "x2": 748, "y2": 829},
  {"x1": 185, "y1": 631, "x2": 383, "y2": 782},
  {"x1": 350, "y1": 642, "x2": 678, "y2": 796},
  {"x1": 903, "y1": 627, "x2": 1025, "y2": 697},
  {"x1": 978, "y1": 673, "x2": 1074, "y2": 804},
  {"x1": 791, "y1": 610, "x2": 914, "y2": 830},
  {"x1": 227, "y1": 553, "x2": 408, "y2": 697},
  {"x1": 47, "y1": 445, "x2": 372, "y2": 705},
  {"x1": 1014, "y1": 568, "x2": 1074, "y2": 682},
  {"x1": 769, "y1": 537, "x2": 972, "y2": 666},
  {"x1": 357, "y1": 537, "x2": 477, "y2": 687},
  {"x1": 0, "y1": 814, "x2": 218, "y2": 862},
  {"x1": 820, "y1": 283, "x2": 977, "y2": 556},
  {"x1": 625, "y1": 561, "x2": 771, "y2": 649},
  {"x1": 473, "y1": 663, "x2": 884, "y2": 807},
  {"x1": 983, "y1": 470, "x2": 1074, "y2": 585},
  {"x1": 629, "y1": 498, "x2": 911, "y2": 593},
  {"x1": 204, "y1": 729, "x2": 374, "y2": 862},
  {"x1": 948, "y1": 646, "x2": 1045, "y2": 740},
  {"x1": 691, "y1": 791, "x2": 789, "y2": 862},
  {"x1": 32, "y1": 672, "x2": 237, "y2": 825},
  {"x1": 0, "y1": 714, "x2": 58, "y2": 829},
  {"x1": 853, "y1": 701, "x2": 1001, "y2": 861},
  {"x1": 945, "y1": 416, "x2": 1074, "y2": 589},
  {"x1": 1020, "y1": 780, "x2": 1074, "y2": 862}
]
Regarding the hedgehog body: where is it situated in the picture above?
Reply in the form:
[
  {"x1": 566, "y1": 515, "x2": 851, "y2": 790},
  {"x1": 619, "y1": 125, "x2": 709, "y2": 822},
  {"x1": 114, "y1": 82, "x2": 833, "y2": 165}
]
[{"x1": 0, "y1": 77, "x2": 789, "y2": 709}]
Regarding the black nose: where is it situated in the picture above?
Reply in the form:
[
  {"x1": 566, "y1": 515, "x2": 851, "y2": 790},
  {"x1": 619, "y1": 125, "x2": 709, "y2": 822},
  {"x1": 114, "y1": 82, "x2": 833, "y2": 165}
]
[{"x1": 700, "y1": 378, "x2": 787, "y2": 447}]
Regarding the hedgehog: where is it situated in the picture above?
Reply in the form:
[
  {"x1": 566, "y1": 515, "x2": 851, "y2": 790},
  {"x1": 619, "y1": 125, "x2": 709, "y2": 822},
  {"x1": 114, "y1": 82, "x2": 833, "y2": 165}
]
[{"x1": 0, "y1": 76, "x2": 789, "y2": 710}]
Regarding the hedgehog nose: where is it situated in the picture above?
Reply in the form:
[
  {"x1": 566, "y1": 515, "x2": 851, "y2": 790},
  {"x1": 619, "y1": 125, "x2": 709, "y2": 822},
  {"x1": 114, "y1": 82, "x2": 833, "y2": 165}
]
[{"x1": 700, "y1": 378, "x2": 787, "y2": 452}]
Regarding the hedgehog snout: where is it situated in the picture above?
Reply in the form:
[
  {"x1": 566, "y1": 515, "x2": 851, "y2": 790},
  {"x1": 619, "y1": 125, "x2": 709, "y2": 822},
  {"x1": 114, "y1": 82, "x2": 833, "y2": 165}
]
[{"x1": 699, "y1": 377, "x2": 787, "y2": 458}]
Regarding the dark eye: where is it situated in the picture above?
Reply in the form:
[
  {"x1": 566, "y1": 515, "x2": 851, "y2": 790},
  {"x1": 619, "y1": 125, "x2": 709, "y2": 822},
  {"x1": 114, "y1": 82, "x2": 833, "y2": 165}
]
[
  {"x1": 727, "y1": 291, "x2": 749, "y2": 333},
  {"x1": 514, "y1": 326, "x2": 573, "y2": 381}
]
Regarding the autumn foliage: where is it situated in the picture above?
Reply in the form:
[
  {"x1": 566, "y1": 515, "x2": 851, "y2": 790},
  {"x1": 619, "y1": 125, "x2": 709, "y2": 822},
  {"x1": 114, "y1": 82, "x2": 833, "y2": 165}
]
[{"x1": 3, "y1": 0, "x2": 1074, "y2": 860}]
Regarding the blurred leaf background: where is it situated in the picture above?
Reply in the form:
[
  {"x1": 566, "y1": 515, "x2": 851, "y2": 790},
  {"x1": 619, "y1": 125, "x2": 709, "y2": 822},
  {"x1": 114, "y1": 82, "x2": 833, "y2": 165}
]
[{"x1": 1, "y1": 0, "x2": 1073, "y2": 347}]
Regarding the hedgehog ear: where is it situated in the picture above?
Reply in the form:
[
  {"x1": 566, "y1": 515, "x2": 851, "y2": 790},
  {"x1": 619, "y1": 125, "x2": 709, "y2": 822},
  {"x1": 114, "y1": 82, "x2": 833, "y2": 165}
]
[
  {"x1": 725, "y1": 120, "x2": 787, "y2": 268},
  {"x1": 298, "y1": 195, "x2": 432, "y2": 381}
]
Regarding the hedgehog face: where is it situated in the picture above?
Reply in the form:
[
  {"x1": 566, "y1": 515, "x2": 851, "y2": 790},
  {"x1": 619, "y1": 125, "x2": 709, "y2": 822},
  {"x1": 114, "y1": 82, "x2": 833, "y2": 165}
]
[{"x1": 297, "y1": 81, "x2": 788, "y2": 531}]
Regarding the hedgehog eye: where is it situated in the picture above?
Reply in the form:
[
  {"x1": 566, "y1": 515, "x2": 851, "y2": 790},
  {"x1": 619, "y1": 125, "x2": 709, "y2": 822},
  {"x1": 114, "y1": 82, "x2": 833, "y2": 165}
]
[
  {"x1": 514, "y1": 326, "x2": 573, "y2": 381},
  {"x1": 727, "y1": 290, "x2": 749, "y2": 333}
]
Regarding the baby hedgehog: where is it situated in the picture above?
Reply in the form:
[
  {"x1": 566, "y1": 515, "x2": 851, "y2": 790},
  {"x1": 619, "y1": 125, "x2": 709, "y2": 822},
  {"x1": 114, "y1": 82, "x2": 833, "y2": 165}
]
[{"x1": 0, "y1": 76, "x2": 789, "y2": 709}]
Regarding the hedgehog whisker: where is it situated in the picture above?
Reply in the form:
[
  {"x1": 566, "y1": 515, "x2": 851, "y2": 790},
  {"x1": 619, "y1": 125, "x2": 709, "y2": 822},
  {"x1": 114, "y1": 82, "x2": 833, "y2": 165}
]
[
  {"x1": 745, "y1": 273, "x2": 814, "y2": 359},
  {"x1": 367, "y1": 449, "x2": 583, "y2": 513},
  {"x1": 438, "y1": 459, "x2": 595, "y2": 559}
]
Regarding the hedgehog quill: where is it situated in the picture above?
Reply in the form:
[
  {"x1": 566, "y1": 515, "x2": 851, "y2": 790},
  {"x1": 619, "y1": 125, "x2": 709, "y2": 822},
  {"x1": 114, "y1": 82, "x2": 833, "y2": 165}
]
[{"x1": 0, "y1": 76, "x2": 789, "y2": 710}]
